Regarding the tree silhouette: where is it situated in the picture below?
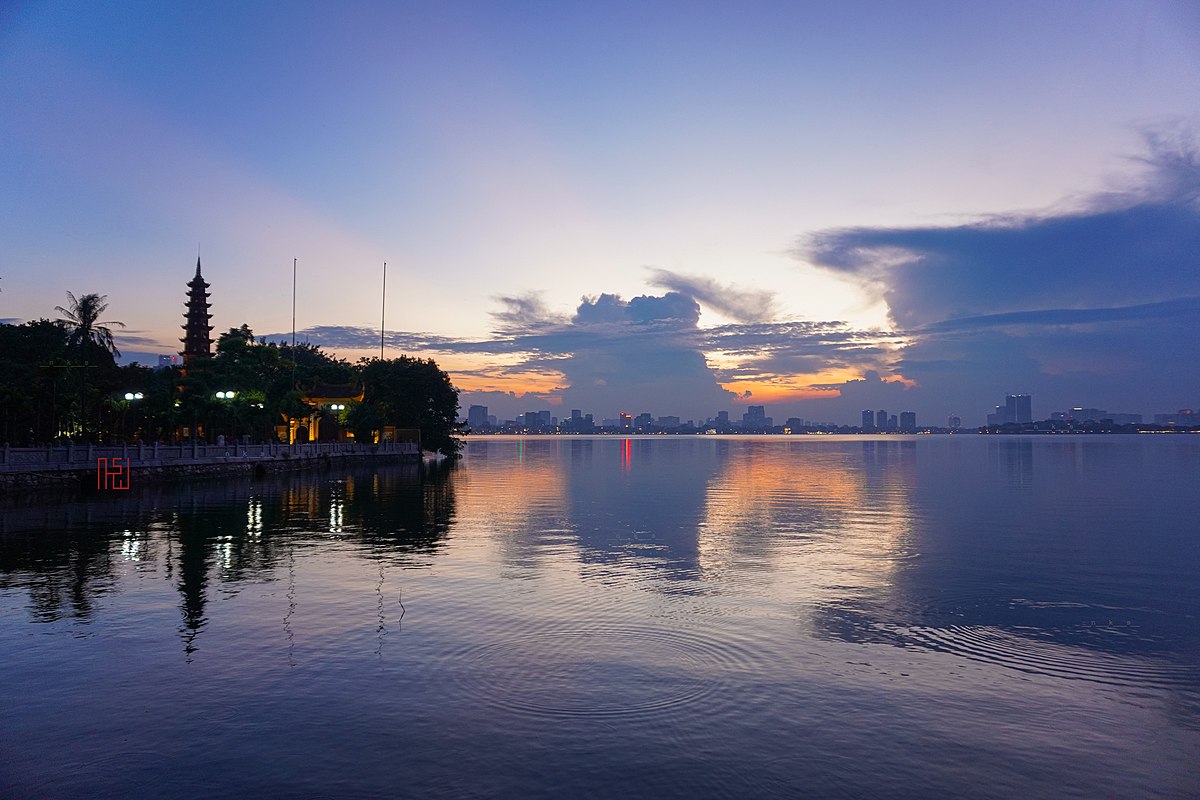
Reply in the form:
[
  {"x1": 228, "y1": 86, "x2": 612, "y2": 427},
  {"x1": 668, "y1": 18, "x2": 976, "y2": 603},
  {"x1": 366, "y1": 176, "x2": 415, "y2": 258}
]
[{"x1": 54, "y1": 292, "x2": 125, "y2": 362}]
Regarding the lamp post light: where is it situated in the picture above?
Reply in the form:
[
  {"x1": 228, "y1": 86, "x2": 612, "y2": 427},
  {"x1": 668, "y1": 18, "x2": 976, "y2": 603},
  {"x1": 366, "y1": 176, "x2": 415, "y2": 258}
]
[
  {"x1": 121, "y1": 391, "x2": 144, "y2": 441},
  {"x1": 214, "y1": 391, "x2": 237, "y2": 443}
]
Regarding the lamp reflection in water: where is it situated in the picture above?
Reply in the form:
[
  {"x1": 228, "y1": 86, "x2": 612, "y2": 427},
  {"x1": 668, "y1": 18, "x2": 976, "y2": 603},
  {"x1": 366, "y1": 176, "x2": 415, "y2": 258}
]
[
  {"x1": 247, "y1": 497, "x2": 263, "y2": 538},
  {"x1": 120, "y1": 530, "x2": 143, "y2": 561},
  {"x1": 330, "y1": 487, "x2": 345, "y2": 534}
]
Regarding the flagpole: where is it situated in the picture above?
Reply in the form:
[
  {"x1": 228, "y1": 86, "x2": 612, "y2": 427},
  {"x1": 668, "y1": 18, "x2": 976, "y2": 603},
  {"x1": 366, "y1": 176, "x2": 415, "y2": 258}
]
[
  {"x1": 291, "y1": 257, "x2": 297, "y2": 387},
  {"x1": 380, "y1": 261, "x2": 387, "y2": 360}
]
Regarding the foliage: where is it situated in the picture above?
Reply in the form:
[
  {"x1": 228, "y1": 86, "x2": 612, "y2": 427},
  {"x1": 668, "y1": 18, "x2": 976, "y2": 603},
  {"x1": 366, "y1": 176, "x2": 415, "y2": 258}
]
[
  {"x1": 0, "y1": 312, "x2": 460, "y2": 451},
  {"x1": 354, "y1": 356, "x2": 461, "y2": 456},
  {"x1": 54, "y1": 292, "x2": 125, "y2": 362}
]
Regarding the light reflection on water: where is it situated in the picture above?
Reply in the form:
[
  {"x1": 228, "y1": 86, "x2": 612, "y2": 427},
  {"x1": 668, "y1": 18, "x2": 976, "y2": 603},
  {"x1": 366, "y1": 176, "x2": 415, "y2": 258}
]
[{"x1": 1, "y1": 436, "x2": 1198, "y2": 798}]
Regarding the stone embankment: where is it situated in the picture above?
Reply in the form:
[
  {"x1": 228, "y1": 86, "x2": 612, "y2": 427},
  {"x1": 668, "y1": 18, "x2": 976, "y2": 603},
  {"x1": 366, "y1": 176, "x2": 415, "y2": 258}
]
[{"x1": 0, "y1": 441, "x2": 420, "y2": 491}]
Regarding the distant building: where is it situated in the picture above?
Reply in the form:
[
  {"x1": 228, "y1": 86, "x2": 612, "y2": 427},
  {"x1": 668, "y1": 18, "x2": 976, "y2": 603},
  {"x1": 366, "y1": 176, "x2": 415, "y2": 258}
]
[
  {"x1": 742, "y1": 405, "x2": 771, "y2": 431},
  {"x1": 157, "y1": 354, "x2": 182, "y2": 369},
  {"x1": 1154, "y1": 409, "x2": 1195, "y2": 426},
  {"x1": 899, "y1": 411, "x2": 916, "y2": 432},
  {"x1": 862, "y1": 410, "x2": 875, "y2": 430},
  {"x1": 947, "y1": 415, "x2": 961, "y2": 430},
  {"x1": 658, "y1": 416, "x2": 681, "y2": 429},
  {"x1": 468, "y1": 405, "x2": 489, "y2": 429},
  {"x1": 876, "y1": 409, "x2": 887, "y2": 430},
  {"x1": 619, "y1": 412, "x2": 632, "y2": 430},
  {"x1": 1006, "y1": 394, "x2": 1032, "y2": 424},
  {"x1": 634, "y1": 412, "x2": 653, "y2": 430}
]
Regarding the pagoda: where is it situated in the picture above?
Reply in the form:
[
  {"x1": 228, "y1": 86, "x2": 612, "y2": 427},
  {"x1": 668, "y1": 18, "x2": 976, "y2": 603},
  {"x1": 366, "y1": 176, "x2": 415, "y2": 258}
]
[{"x1": 180, "y1": 257, "x2": 213, "y2": 370}]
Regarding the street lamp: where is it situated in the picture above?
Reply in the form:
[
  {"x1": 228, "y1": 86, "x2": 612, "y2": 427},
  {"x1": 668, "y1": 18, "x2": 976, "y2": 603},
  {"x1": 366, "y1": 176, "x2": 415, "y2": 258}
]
[
  {"x1": 214, "y1": 390, "x2": 238, "y2": 443},
  {"x1": 121, "y1": 391, "x2": 144, "y2": 441}
]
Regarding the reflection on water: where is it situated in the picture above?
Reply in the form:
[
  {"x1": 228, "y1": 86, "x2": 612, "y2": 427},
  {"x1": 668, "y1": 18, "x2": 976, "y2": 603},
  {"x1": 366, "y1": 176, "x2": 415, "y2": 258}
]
[
  {"x1": 2, "y1": 437, "x2": 1198, "y2": 799},
  {"x1": 0, "y1": 462, "x2": 455, "y2": 657}
]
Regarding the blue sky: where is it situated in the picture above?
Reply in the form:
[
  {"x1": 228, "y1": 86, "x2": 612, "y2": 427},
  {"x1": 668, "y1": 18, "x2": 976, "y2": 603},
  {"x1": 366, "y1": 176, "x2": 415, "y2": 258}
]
[{"x1": 2, "y1": 1, "x2": 1198, "y2": 424}]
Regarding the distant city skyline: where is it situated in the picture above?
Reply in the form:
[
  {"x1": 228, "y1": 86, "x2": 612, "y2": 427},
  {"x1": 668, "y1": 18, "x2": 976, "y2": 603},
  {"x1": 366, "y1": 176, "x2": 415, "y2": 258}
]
[
  {"x1": 2, "y1": 3, "x2": 1198, "y2": 426},
  {"x1": 461, "y1": 397, "x2": 1191, "y2": 434}
]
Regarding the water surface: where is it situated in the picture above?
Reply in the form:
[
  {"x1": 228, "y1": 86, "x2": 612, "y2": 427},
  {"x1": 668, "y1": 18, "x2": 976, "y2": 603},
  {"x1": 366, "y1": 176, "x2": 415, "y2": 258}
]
[{"x1": 2, "y1": 436, "x2": 1198, "y2": 798}]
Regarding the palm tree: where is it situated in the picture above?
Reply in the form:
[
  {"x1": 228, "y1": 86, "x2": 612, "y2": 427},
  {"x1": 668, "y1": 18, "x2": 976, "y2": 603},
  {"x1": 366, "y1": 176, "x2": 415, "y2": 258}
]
[{"x1": 55, "y1": 292, "x2": 126, "y2": 361}]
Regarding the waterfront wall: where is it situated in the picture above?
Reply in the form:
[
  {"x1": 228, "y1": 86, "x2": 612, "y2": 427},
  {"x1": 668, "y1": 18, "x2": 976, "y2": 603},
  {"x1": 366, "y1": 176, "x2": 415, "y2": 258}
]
[{"x1": 0, "y1": 441, "x2": 420, "y2": 490}]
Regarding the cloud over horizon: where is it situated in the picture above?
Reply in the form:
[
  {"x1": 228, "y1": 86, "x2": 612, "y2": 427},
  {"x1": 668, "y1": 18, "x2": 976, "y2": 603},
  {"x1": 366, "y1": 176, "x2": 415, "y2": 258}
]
[
  {"x1": 796, "y1": 130, "x2": 1200, "y2": 420},
  {"x1": 260, "y1": 132, "x2": 1200, "y2": 426},
  {"x1": 645, "y1": 268, "x2": 779, "y2": 323}
]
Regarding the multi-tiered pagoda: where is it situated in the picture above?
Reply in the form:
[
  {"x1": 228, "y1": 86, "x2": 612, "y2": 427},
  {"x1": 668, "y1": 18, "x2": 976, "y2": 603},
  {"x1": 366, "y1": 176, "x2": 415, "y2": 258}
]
[{"x1": 180, "y1": 257, "x2": 213, "y2": 370}]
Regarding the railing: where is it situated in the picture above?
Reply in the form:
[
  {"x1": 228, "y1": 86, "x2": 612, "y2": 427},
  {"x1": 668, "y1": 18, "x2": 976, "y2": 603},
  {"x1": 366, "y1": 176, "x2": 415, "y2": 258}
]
[{"x1": 0, "y1": 441, "x2": 420, "y2": 471}]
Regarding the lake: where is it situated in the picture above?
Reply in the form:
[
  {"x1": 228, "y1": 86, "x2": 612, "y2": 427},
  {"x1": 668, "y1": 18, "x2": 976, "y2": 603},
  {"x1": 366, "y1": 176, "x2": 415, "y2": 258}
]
[{"x1": 2, "y1": 435, "x2": 1198, "y2": 798}]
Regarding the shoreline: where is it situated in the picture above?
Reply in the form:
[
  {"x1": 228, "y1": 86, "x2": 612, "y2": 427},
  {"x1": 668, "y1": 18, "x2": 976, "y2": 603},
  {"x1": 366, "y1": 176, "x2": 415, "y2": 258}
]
[{"x1": 0, "y1": 442, "x2": 420, "y2": 492}]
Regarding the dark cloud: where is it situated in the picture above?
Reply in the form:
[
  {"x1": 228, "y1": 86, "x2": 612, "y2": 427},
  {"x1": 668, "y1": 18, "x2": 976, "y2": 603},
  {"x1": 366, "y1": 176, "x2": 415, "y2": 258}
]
[
  {"x1": 490, "y1": 293, "x2": 567, "y2": 335},
  {"x1": 263, "y1": 325, "x2": 495, "y2": 355},
  {"x1": 645, "y1": 268, "x2": 779, "y2": 323},
  {"x1": 918, "y1": 296, "x2": 1200, "y2": 333},
  {"x1": 802, "y1": 132, "x2": 1200, "y2": 331},
  {"x1": 796, "y1": 131, "x2": 1200, "y2": 422},
  {"x1": 114, "y1": 330, "x2": 173, "y2": 348},
  {"x1": 552, "y1": 292, "x2": 732, "y2": 416}
]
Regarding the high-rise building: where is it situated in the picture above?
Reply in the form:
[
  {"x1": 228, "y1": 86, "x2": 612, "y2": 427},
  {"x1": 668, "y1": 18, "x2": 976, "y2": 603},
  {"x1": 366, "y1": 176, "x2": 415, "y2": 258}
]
[
  {"x1": 862, "y1": 410, "x2": 875, "y2": 430},
  {"x1": 181, "y1": 257, "x2": 213, "y2": 369},
  {"x1": 876, "y1": 409, "x2": 887, "y2": 430},
  {"x1": 947, "y1": 415, "x2": 962, "y2": 430},
  {"x1": 987, "y1": 404, "x2": 1007, "y2": 426},
  {"x1": 1006, "y1": 394, "x2": 1032, "y2": 424},
  {"x1": 899, "y1": 411, "x2": 916, "y2": 432},
  {"x1": 619, "y1": 412, "x2": 632, "y2": 429},
  {"x1": 468, "y1": 405, "x2": 489, "y2": 429},
  {"x1": 743, "y1": 405, "x2": 769, "y2": 431}
]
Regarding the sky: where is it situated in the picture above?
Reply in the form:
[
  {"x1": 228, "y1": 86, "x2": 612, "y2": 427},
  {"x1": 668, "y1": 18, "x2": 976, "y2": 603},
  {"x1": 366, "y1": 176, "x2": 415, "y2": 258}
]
[{"x1": 2, "y1": 0, "x2": 1198, "y2": 426}]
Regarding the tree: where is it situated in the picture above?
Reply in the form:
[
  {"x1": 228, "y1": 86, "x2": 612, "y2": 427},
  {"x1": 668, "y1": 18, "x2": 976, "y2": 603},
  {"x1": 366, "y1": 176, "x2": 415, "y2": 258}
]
[
  {"x1": 353, "y1": 356, "x2": 460, "y2": 457},
  {"x1": 0, "y1": 320, "x2": 71, "y2": 444},
  {"x1": 54, "y1": 292, "x2": 125, "y2": 363}
]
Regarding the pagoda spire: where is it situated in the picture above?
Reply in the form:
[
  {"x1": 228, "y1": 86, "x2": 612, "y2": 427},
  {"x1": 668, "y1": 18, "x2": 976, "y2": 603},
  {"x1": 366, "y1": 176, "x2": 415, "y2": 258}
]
[{"x1": 181, "y1": 257, "x2": 213, "y2": 369}]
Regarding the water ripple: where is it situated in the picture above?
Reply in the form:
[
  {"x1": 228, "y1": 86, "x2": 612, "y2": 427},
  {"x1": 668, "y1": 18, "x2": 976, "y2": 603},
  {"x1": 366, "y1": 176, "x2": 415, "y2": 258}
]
[
  {"x1": 440, "y1": 622, "x2": 758, "y2": 720},
  {"x1": 897, "y1": 624, "x2": 1198, "y2": 689}
]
